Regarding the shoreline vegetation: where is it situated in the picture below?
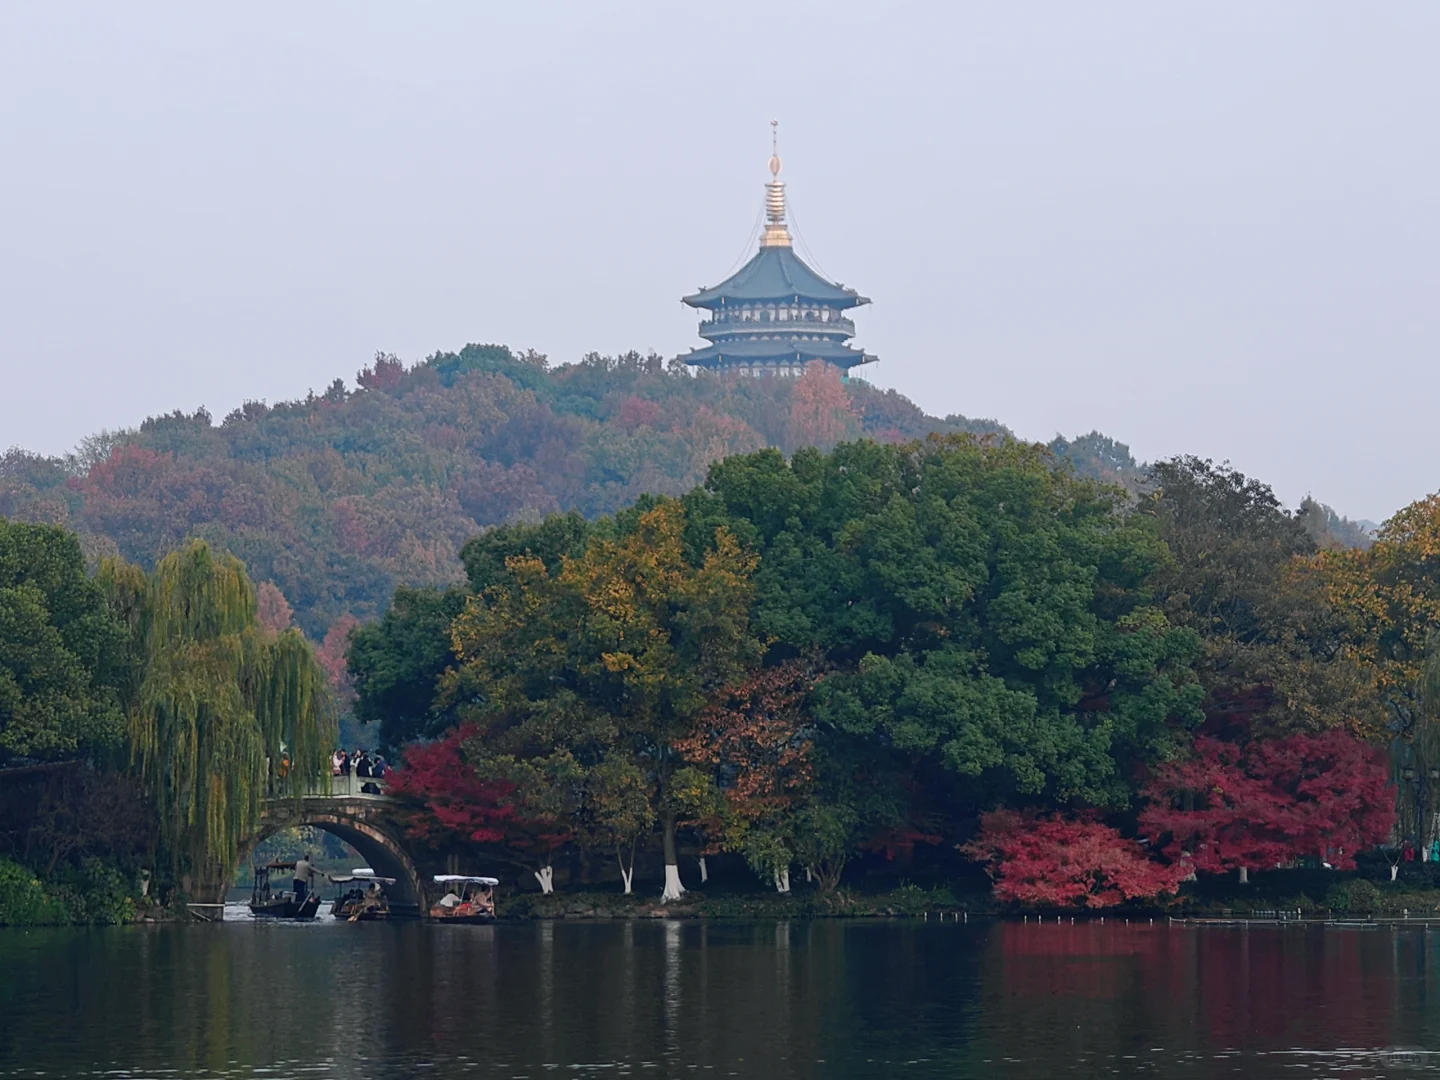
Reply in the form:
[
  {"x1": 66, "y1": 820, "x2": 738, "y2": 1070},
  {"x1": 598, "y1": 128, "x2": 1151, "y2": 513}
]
[
  {"x1": 1, "y1": 346, "x2": 1434, "y2": 927},
  {"x1": 11, "y1": 874, "x2": 1440, "y2": 927}
]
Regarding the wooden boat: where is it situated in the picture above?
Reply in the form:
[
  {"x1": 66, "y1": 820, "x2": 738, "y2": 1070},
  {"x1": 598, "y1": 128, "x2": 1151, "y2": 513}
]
[
  {"x1": 329, "y1": 869, "x2": 396, "y2": 922},
  {"x1": 428, "y1": 875, "x2": 498, "y2": 923},
  {"x1": 249, "y1": 861, "x2": 321, "y2": 920}
]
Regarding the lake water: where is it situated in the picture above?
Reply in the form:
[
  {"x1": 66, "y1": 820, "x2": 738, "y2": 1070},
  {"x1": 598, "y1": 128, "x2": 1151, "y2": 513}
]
[{"x1": 4, "y1": 910, "x2": 1440, "y2": 1078}]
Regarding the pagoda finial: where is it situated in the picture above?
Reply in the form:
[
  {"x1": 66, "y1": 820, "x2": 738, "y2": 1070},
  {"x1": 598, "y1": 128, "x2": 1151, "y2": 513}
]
[{"x1": 761, "y1": 119, "x2": 791, "y2": 248}]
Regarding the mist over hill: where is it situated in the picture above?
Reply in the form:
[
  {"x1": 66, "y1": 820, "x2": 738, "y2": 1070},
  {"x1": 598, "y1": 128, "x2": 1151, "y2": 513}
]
[{"x1": 0, "y1": 343, "x2": 1364, "y2": 643}]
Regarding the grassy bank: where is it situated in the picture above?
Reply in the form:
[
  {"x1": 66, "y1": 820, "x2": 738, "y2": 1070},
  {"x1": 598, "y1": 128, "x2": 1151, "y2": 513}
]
[
  {"x1": 497, "y1": 865, "x2": 1440, "y2": 922},
  {"x1": 501, "y1": 882, "x2": 976, "y2": 920}
]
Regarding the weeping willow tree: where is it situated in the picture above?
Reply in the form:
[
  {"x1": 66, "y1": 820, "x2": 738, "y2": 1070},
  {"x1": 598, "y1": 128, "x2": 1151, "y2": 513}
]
[{"x1": 104, "y1": 541, "x2": 335, "y2": 895}]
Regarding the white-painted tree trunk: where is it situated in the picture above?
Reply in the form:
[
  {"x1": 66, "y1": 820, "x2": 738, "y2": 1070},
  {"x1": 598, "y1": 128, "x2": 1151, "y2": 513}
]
[
  {"x1": 774, "y1": 866, "x2": 791, "y2": 893},
  {"x1": 1238, "y1": 866, "x2": 1249, "y2": 885},
  {"x1": 805, "y1": 866, "x2": 812, "y2": 883},
  {"x1": 698, "y1": 857, "x2": 708, "y2": 883},
  {"x1": 661, "y1": 863, "x2": 685, "y2": 902},
  {"x1": 534, "y1": 865, "x2": 555, "y2": 894},
  {"x1": 1392, "y1": 864, "x2": 1400, "y2": 882},
  {"x1": 618, "y1": 853, "x2": 634, "y2": 895}
]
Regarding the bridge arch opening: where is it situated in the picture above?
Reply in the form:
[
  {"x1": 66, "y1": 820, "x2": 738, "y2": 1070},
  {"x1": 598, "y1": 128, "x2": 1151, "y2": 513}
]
[{"x1": 245, "y1": 807, "x2": 426, "y2": 915}]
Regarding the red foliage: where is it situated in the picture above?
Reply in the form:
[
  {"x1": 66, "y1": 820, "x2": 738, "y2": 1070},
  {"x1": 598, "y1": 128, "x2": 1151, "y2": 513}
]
[
  {"x1": 789, "y1": 361, "x2": 858, "y2": 450},
  {"x1": 80, "y1": 445, "x2": 172, "y2": 499},
  {"x1": 386, "y1": 725, "x2": 517, "y2": 845},
  {"x1": 614, "y1": 395, "x2": 663, "y2": 432},
  {"x1": 962, "y1": 810, "x2": 1187, "y2": 908},
  {"x1": 1139, "y1": 731, "x2": 1395, "y2": 875},
  {"x1": 676, "y1": 662, "x2": 815, "y2": 815},
  {"x1": 255, "y1": 581, "x2": 294, "y2": 636},
  {"x1": 866, "y1": 827, "x2": 943, "y2": 862},
  {"x1": 316, "y1": 614, "x2": 359, "y2": 710},
  {"x1": 454, "y1": 460, "x2": 559, "y2": 527},
  {"x1": 356, "y1": 352, "x2": 406, "y2": 392}
]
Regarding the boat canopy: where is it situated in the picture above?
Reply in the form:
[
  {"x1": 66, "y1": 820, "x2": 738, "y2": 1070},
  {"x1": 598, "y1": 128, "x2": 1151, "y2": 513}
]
[
  {"x1": 331, "y1": 874, "x2": 396, "y2": 885},
  {"x1": 433, "y1": 875, "x2": 499, "y2": 885}
]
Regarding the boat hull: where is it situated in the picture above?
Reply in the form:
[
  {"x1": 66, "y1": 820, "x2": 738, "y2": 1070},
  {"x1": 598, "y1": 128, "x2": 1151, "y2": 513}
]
[
  {"x1": 329, "y1": 900, "x2": 388, "y2": 921},
  {"x1": 427, "y1": 910, "x2": 496, "y2": 924},
  {"x1": 250, "y1": 894, "x2": 321, "y2": 920}
]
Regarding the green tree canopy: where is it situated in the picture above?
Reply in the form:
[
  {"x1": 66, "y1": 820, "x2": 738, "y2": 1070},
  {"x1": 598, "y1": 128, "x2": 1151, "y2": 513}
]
[
  {"x1": 685, "y1": 436, "x2": 1205, "y2": 809},
  {"x1": 347, "y1": 585, "x2": 468, "y2": 754},
  {"x1": 0, "y1": 520, "x2": 126, "y2": 761},
  {"x1": 1141, "y1": 456, "x2": 1377, "y2": 736}
]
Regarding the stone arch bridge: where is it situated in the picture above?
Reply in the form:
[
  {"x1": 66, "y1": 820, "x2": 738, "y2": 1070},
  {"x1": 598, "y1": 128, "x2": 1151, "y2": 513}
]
[{"x1": 245, "y1": 782, "x2": 435, "y2": 917}]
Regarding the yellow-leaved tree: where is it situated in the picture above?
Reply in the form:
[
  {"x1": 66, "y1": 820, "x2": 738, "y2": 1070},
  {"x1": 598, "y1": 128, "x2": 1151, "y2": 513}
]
[
  {"x1": 1320, "y1": 494, "x2": 1440, "y2": 849},
  {"x1": 448, "y1": 501, "x2": 760, "y2": 901}
]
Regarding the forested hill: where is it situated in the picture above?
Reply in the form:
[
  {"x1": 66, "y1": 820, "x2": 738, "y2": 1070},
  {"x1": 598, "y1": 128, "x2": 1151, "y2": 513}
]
[{"x1": 0, "y1": 343, "x2": 1335, "y2": 641}]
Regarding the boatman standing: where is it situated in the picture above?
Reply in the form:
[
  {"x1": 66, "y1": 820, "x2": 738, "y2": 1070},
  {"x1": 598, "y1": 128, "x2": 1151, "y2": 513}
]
[{"x1": 294, "y1": 853, "x2": 320, "y2": 904}]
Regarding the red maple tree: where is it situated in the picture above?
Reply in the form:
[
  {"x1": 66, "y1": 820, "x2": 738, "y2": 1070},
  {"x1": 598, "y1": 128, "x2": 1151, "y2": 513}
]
[
  {"x1": 387, "y1": 725, "x2": 572, "y2": 884},
  {"x1": 1139, "y1": 730, "x2": 1395, "y2": 878},
  {"x1": 386, "y1": 725, "x2": 518, "y2": 846},
  {"x1": 962, "y1": 810, "x2": 1187, "y2": 908}
]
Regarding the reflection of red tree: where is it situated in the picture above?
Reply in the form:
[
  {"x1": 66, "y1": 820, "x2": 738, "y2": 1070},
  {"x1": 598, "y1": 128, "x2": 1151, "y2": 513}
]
[
  {"x1": 992, "y1": 923, "x2": 1401, "y2": 1055},
  {"x1": 1196, "y1": 929, "x2": 1395, "y2": 1049},
  {"x1": 996, "y1": 921, "x2": 1180, "y2": 1001}
]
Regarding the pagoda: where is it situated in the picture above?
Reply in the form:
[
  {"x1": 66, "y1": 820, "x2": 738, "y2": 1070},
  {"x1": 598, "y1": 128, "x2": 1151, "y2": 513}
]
[{"x1": 676, "y1": 123, "x2": 876, "y2": 378}]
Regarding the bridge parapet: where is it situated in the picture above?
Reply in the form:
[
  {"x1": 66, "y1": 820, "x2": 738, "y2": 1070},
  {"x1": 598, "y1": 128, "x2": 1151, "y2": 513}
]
[{"x1": 267, "y1": 773, "x2": 392, "y2": 802}]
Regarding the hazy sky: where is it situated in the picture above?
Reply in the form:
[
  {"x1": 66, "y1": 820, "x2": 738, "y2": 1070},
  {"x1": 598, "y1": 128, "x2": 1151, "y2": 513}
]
[{"x1": 2, "y1": 2, "x2": 1437, "y2": 522}]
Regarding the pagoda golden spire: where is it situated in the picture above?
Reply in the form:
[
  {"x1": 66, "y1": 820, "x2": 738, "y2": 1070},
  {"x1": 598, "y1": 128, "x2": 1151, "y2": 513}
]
[{"x1": 760, "y1": 119, "x2": 792, "y2": 248}]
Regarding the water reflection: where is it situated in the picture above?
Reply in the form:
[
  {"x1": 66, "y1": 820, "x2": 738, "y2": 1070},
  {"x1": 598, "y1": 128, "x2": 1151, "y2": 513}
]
[{"x1": 4, "y1": 919, "x2": 1440, "y2": 1077}]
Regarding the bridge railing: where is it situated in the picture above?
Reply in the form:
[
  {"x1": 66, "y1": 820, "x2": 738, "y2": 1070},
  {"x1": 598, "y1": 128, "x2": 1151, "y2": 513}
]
[{"x1": 265, "y1": 773, "x2": 391, "y2": 801}]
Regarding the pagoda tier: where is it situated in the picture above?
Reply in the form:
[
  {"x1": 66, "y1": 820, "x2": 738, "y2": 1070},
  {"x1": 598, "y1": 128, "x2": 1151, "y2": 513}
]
[
  {"x1": 682, "y1": 246, "x2": 869, "y2": 310},
  {"x1": 676, "y1": 126, "x2": 876, "y2": 379},
  {"x1": 681, "y1": 338, "x2": 875, "y2": 375}
]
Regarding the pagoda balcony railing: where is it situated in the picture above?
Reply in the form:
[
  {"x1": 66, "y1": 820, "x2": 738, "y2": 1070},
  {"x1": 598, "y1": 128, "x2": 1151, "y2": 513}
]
[{"x1": 700, "y1": 315, "x2": 855, "y2": 338}]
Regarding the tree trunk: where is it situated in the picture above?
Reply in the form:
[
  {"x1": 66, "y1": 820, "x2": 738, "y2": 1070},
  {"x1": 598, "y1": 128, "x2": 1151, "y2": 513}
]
[
  {"x1": 660, "y1": 814, "x2": 685, "y2": 902},
  {"x1": 1238, "y1": 866, "x2": 1249, "y2": 885},
  {"x1": 618, "y1": 847, "x2": 635, "y2": 895},
  {"x1": 534, "y1": 865, "x2": 555, "y2": 894},
  {"x1": 1392, "y1": 864, "x2": 1400, "y2": 882},
  {"x1": 698, "y1": 856, "x2": 707, "y2": 884},
  {"x1": 774, "y1": 866, "x2": 791, "y2": 894},
  {"x1": 813, "y1": 857, "x2": 846, "y2": 894}
]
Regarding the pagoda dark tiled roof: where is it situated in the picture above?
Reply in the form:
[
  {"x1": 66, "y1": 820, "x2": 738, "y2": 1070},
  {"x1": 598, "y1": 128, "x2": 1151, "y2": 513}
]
[
  {"x1": 683, "y1": 246, "x2": 869, "y2": 310},
  {"x1": 679, "y1": 338, "x2": 874, "y2": 370}
]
